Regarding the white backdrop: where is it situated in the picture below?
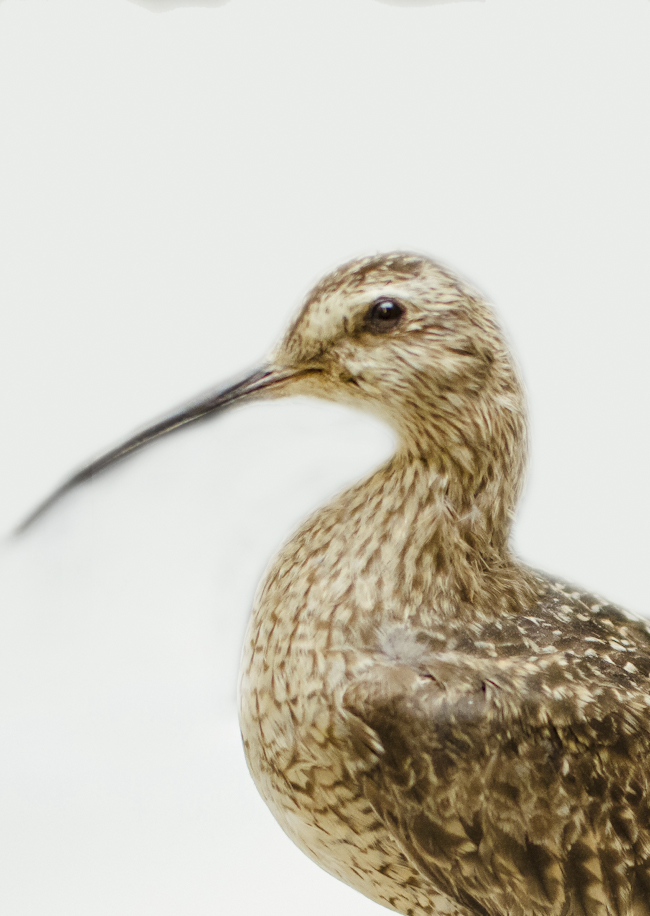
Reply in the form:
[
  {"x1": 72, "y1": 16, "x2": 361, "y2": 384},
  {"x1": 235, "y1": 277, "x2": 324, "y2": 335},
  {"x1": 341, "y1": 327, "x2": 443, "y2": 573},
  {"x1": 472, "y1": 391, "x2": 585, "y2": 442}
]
[{"x1": 1, "y1": 1, "x2": 649, "y2": 914}]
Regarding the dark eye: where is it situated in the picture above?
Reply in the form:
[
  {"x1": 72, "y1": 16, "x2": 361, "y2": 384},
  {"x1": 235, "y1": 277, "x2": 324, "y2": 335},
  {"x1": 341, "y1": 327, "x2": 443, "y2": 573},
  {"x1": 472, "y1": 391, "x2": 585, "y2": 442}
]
[{"x1": 365, "y1": 298, "x2": 405, "y2": 334}]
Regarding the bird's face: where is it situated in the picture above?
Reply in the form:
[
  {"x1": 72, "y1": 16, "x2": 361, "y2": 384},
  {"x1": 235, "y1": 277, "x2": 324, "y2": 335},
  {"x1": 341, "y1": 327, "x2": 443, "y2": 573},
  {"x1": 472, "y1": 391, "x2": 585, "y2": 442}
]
[{"x1": 270, "y1": 254, "x2": 520, "y2": 455}]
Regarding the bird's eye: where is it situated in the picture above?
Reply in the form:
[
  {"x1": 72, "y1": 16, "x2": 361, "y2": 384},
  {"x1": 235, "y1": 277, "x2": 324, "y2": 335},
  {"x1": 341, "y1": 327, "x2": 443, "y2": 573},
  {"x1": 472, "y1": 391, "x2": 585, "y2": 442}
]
[{"x1": 365, "y1": 298, "x2": 405, "y2": 333}]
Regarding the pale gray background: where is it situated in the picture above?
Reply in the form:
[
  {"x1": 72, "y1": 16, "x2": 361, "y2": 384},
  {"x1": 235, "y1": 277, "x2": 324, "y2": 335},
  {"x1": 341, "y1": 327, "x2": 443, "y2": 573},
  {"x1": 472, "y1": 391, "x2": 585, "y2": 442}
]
[{"x1": 1, "y1": 0, "x2": 649, "y2": 913}]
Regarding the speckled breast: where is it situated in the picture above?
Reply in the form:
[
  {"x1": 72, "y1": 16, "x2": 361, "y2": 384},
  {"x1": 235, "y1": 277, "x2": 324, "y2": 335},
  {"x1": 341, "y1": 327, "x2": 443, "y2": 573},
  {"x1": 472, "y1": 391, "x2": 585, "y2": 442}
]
[{"x1": 237, "y1": 550, "x2": 466, "y2": 916}]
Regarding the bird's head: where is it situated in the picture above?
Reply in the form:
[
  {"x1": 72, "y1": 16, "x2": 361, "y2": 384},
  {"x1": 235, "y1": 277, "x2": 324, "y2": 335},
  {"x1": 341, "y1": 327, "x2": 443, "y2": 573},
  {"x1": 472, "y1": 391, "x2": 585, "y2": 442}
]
[
  {"x1": 17, "y1": 253, "x2": 527, "y2": 532},
  {"x1": 272, "y1": 254, "x2": 525, "y2": 466}
]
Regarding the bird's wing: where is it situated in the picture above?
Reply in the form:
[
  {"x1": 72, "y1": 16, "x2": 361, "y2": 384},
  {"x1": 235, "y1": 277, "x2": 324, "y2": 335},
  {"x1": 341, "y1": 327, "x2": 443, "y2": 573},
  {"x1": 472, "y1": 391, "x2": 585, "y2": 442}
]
[{"x1": 343, "y1": 642, "x2": 650, "y2": 916}]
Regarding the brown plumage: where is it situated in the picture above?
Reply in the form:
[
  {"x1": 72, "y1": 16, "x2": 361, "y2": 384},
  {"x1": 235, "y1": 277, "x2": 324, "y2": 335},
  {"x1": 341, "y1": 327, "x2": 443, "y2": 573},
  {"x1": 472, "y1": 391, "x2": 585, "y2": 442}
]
[{"x1": 21, "y1": 253, "x2": 650, "y2": 916}]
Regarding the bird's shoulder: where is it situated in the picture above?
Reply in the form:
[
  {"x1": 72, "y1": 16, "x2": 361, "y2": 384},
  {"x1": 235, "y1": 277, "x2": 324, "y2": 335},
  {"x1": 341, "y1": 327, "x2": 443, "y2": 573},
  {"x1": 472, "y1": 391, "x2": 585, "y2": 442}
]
[{"x1": 348, "y1": 572, "x2": 650, "y2": 722}]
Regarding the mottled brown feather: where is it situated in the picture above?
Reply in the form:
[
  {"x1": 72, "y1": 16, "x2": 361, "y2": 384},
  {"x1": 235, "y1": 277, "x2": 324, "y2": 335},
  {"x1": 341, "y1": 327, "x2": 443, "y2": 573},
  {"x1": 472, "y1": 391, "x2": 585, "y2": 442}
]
[{"x1": 343, "y1": 577, "x2": 650, "y2": 916}]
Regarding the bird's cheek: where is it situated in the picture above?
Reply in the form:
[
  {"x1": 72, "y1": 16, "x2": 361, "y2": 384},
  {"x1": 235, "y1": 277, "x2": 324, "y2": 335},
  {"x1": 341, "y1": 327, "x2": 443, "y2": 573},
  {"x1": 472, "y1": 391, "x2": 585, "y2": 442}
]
[{"x1": 335, "y1": 359, "x2": 378, "y2": 396}]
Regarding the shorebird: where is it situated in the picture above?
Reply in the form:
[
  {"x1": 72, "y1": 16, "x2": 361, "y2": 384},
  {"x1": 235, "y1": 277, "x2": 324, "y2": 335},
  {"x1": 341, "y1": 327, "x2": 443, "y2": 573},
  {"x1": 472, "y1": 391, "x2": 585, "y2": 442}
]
[{"x1": 19, "y1": 253, "x2": 650, "y2": 916}]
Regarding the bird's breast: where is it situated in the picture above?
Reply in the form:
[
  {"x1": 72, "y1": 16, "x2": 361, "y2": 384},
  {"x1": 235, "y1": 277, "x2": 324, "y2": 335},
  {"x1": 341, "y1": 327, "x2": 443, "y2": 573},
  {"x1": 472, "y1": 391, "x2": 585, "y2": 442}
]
[
  {"x1": 238, "y1": 609, "x2": 457, "y2": 916},
  {"x1": 236, "y1": 529, "x2": 457, "y2": 916}
]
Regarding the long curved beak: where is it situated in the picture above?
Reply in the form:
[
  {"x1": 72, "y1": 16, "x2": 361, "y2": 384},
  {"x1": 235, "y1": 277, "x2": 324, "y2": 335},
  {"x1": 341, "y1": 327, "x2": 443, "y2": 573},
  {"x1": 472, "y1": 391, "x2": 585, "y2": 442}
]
[{"x1": 16, "y1": 364, "x2": 300, "y2": 534}]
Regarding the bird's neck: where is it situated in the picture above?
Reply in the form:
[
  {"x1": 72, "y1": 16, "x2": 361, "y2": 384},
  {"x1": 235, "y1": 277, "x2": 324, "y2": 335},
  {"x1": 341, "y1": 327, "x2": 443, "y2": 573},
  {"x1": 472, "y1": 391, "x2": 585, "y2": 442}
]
[{"x1": 324, "y1": 448, "x2": 535, "y2": 623}]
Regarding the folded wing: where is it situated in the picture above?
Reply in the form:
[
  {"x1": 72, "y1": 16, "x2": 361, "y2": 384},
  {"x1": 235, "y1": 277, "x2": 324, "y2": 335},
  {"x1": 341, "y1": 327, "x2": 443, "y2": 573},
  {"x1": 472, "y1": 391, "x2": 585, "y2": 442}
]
[{"x1": 343, "y1": 638, "x2": 650, "y2": 916}]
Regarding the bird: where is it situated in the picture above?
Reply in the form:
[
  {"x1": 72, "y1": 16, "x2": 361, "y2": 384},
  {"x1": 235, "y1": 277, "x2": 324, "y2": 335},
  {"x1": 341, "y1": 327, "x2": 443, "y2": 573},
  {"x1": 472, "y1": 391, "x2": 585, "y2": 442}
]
[{"x1": 18, "y1": 252, "x2": 650, "y2": 916}]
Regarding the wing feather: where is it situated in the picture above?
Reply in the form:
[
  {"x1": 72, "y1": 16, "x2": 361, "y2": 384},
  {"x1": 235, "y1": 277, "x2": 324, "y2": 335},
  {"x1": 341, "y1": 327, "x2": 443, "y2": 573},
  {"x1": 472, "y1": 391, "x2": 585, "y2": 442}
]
[{"x1": 343, "y1": 642, "x2": 650, "y2": 916}]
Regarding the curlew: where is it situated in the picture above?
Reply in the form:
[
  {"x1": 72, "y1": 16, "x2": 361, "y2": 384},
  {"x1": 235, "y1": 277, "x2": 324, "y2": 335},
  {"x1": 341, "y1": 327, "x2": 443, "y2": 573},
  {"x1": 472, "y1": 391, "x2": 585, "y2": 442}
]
[{"x1": 19, "y1": 253, "x2": 650, "y2": 916}]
